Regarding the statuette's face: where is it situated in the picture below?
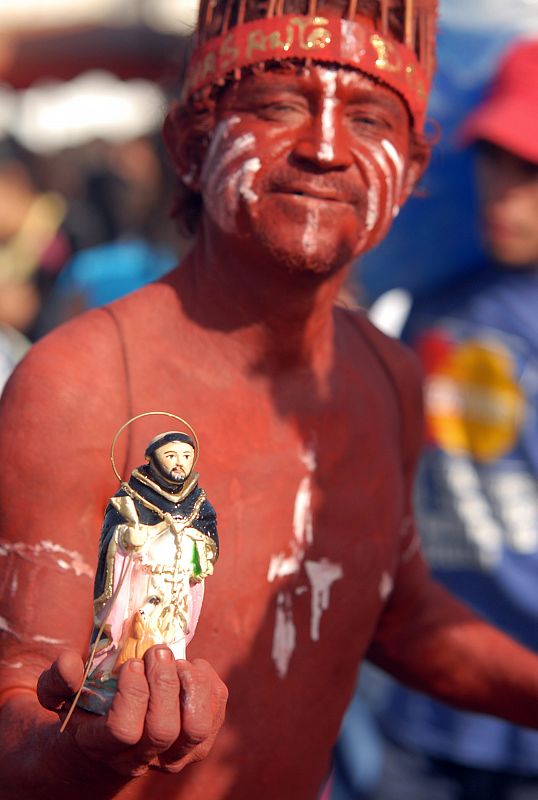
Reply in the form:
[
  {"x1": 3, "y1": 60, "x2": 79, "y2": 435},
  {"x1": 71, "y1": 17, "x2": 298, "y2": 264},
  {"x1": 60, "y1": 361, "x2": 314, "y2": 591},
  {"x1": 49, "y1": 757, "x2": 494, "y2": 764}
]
[
  {"x1": 199, "y1": 63, "x2": 427, "y2": 273},
  {"x1": 152, "y1": 442, "x2": 195, "y2": 483}
]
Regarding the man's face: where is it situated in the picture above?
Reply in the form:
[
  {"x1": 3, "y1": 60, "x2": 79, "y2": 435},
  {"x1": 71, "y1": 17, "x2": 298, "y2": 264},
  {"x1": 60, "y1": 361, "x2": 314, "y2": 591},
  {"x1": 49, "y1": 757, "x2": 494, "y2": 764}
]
[
  {"x1": 198, "y1": 63, "x2": 425, "y2": 274},
  {"x1": 152, "y1": 441, "x2": 195, "y2": 484},
  {"x1": 476, "y1": 142, "x2": 538, "y2": 268}
]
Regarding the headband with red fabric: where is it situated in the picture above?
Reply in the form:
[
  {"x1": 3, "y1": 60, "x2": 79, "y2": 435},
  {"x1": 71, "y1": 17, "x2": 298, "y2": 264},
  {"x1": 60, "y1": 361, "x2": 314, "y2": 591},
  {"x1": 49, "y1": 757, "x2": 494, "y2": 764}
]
[{"x1": 182, "y1": 0, "x2": 438, "y2": 131}]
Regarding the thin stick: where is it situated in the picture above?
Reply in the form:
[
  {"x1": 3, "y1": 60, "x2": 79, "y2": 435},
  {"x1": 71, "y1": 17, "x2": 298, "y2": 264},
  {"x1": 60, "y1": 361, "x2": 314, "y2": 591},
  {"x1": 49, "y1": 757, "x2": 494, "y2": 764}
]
[
  {"x1": 222, "y1": 0, "x2": 234, "y2": 32},
  {"x1": 418, "y1": 9, "x2": 426, "y2": 70},
  {"x1": 237, "y1": 0, "x2": 247, "y2": 25},
  {"x1": 266, "y1": 0, "x2": 276, "y2": 18},
  {"x1": 405, "y1": 0, "x2": 414, "y2": 48},
  {"x1": 308, "y1": 0, "x2": 317, "y2": 16},
  {"x1": 205, "y1": 0, "x2": 215, "y2": 29},
  {"x1": 381, "y1": 0, "x2": 389, "y2": 34},
  {"x1": 347, "y1": 0, "x2": 358, "y2": 21},
  {"x1": 60, "y1": 551, "x2": 134, "y2": 733},
  {"x1": 197, "y1": 0, "x2": 210, "y2": 43}
]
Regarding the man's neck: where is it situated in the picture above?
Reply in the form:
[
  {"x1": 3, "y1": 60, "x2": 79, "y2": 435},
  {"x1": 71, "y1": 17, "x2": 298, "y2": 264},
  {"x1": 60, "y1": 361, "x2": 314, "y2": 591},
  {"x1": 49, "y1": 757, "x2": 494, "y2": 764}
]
[{"x1": 169, "y1": 222, "x2": 351, "y2": 381}]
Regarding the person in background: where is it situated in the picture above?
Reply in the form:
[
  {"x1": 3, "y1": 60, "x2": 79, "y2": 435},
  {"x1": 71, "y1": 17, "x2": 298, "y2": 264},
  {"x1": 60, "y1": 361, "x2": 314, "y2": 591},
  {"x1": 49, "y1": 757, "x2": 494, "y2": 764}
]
[
  {"x1": 371, "y1": 37, "x2": 538, "y2": 800},
  {"x1": 0, "y1": 139, "x2": 68, "y2": 392},
  {"x1": 39, "y1": 136, "x2": 178, "y2": 330}
]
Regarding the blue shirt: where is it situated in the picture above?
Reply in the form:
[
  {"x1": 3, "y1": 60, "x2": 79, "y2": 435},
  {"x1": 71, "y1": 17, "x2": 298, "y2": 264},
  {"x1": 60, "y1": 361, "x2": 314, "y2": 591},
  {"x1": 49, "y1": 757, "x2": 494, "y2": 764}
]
[{"x1": 379, "y1": 265, "x2": 538, "y2": 774}]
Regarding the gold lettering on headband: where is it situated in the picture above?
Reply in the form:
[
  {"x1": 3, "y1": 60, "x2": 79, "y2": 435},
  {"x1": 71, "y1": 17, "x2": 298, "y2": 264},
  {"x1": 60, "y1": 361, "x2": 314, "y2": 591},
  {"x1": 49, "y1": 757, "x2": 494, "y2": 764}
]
[
  {"x1": 370, "y1": 33, "x2": 402, "y2": 73},
  {"x1": 306, "y1": 25, "x2": 331, "y2": 49},
  {"x1": 246, "y1": 17, "x2": 331, "y2": 60},
  {"x1": 289, "y1": 16, "x2": 330, "y2": 50},
  {"x1": 220, "y1": 33, "x2": 240, "y2": 72},
  {"x1": 246, "y1": 29, "x2": 267, "y2": 61},
  {"x1": 268, "y1": 29, "x2": 293, "y2": 51},
  {"x1": 199, "y1": 52, "x2": 217, "y2": 83}
]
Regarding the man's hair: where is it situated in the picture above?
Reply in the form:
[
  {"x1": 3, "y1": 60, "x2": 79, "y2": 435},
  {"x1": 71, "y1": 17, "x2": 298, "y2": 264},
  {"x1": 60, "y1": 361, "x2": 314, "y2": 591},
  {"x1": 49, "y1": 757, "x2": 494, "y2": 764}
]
[{"x1": 163, "y1": 0, "x2": 424, "y2": 236}]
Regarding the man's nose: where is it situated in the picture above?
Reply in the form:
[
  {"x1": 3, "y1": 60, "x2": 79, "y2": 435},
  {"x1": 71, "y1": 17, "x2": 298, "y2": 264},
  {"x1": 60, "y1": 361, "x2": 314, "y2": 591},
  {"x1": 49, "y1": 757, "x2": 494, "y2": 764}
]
[{"x1": 292, "y1": 106, "x2": 353, "y2": 170}]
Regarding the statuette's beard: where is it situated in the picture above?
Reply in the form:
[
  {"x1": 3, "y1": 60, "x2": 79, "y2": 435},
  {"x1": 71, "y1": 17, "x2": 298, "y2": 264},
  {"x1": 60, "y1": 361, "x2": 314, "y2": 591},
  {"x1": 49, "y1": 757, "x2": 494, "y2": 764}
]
[{"x1": 149, "y1": 459, "x2": 188, "y2": 486}]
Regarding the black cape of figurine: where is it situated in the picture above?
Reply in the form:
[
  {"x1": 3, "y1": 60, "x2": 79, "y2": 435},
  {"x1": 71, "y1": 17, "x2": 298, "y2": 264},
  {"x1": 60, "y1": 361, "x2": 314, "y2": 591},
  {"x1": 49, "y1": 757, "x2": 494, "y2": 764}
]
[{"x1": 93, "y1": 464, "x2": 218, "y2": 603}]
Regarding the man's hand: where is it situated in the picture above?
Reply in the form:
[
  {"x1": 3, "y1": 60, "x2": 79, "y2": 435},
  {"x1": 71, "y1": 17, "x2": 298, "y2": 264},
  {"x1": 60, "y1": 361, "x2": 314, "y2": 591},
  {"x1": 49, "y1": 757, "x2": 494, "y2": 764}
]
[{"x1": 37, "y1": 646, "x2": 228, "y2": 778}]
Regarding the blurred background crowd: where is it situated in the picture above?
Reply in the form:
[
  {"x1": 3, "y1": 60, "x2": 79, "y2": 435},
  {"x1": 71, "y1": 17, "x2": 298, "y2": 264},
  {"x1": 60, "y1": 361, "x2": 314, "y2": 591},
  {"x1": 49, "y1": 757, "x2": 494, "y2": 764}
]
[
  {"x1": 0, "y1": 0, "x2": 535, "y2": 387},
  {"x1": 1, "y1": 2, "x2": 538, "y2": 799}
]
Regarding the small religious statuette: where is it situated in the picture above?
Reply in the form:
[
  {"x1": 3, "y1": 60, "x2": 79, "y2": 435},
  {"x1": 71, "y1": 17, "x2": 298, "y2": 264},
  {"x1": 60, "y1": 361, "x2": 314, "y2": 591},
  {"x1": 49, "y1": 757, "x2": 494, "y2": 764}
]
[{"x1": 77, "y1": 412, "x2": 218, "y2": 716}]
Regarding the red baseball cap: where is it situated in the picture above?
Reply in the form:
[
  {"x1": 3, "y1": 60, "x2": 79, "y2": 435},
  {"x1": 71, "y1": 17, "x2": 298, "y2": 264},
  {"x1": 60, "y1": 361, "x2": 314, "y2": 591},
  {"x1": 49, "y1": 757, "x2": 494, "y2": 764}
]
[{"x1": 460, "y1": 38, "x2": 538, "y2": 165}]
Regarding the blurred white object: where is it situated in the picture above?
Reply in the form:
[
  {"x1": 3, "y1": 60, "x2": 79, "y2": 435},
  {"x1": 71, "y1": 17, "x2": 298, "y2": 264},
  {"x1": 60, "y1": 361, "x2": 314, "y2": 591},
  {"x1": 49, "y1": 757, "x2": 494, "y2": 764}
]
[
  {"x1": 441, "y1": 0, "x2": 538, "y2": 32},
  {"x1": 1, "y1": 0, "x2": 199, "y2": 32},
  {"x1": 0, "y1": 326, "x2": 30, "y2": 396},
  {"x1": 368, "y1": 289, "x2": 412, "y2": 339},
  {"x1": 12, "y1": 72, "x2": 165, "y2": 152}
]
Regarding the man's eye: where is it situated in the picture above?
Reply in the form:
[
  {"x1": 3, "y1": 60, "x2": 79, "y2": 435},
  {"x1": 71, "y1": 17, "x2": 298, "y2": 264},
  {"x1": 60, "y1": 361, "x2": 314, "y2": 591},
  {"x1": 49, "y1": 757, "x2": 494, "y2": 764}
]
[
  {"x1": 257, "y1": 101, "x2": 307, "y2": 118},
  {"x1": 349, "y1": 111, "x2": 392, "y2": 130}
]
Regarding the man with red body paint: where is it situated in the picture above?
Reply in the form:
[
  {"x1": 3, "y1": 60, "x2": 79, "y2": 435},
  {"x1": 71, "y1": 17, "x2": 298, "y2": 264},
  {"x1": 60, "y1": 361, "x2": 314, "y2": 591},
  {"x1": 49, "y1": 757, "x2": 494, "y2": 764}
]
[{"x1": 2, "y1": 2, "x2": 538, "y2": 799}]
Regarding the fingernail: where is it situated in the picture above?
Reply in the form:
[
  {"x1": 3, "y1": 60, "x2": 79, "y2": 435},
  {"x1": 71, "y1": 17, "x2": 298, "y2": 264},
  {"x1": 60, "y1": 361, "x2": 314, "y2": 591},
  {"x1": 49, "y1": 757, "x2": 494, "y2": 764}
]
[
  {"x1": 155, "y1": 647, "x2": 173, "y2": 662},
  {"x1": 130, "y1": 659, "x2": 145, "y2": 674}
]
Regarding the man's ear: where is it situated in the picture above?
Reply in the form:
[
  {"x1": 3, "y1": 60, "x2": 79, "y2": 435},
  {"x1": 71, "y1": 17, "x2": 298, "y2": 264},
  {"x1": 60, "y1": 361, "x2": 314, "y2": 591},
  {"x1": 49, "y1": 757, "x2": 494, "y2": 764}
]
[
  {"x1": 401, "y1": 136, "x2": 431, "y2": 203},
  {"x1": 163, "y1": 101, "x2": 208, "y2": 192}
]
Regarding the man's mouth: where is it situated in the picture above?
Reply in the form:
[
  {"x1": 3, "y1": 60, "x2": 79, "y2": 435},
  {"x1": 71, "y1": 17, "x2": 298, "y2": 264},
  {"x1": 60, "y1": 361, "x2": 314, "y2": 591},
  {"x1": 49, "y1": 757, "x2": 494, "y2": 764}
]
[{"x1": 271, "y1": 183, "x2": 356, "y2": 205}]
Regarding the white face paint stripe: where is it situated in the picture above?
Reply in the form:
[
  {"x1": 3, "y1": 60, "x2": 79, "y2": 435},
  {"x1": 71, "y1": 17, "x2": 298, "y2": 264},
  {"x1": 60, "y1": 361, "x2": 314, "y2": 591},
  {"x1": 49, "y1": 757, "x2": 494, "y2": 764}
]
[
  {"x1": 318, "y1": 69, "x2": 338, "y2": 163},
  {"x1": 301, "y1": 207, "x2": 320, "y2": 256},
  {"x1": 351, "y1": 147, "x2": 381, "y2": 232},
  {"x1": 238, "y1": 157, "x2": 261, "y2": 204},
  {"x1": 200, "y1": 131, "x2": 256, "y2": 186},
  {"x1": 372, "y1": 148, "x2": 396, "y2": 232},
  {"x1": 382, "y1": 139, "x2": 405, "y2": 197},
  {"x1": 200, "y1": 115, "x2": 241, "y2": 179},
  {"x1": 200, "y1": 119, "x2": 261, "y2": 233},
  {"x1": 382, "y1": 138, "x2": 405, "y2": 217}
]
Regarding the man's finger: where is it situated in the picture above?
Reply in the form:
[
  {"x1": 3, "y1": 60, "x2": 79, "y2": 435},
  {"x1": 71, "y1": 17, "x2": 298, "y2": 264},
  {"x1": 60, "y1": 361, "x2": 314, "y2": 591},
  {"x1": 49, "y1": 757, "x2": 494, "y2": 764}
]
[
  {"x1": 37, "y1": 650, "x2": 85, "y2": 711},
  {"x1": 158, "y1": 658, "x2": 228, "y2": 772},
  {"x1": 73, "y1": 659, "x2": 150, "y2": 774},
  {"x1": 119, "y1": 646, "x2": 181, "y2": 767}
]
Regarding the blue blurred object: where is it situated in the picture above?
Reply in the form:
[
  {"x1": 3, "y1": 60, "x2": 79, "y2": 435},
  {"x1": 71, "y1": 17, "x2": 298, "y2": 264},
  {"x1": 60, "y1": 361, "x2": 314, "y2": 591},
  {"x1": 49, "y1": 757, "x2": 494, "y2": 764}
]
[
  {"x1": 357, "y1": 22, "x2": 520, "y2": 303},
  {"x1": 54, "y1": 238, "x2": 175, "y2": 309}
]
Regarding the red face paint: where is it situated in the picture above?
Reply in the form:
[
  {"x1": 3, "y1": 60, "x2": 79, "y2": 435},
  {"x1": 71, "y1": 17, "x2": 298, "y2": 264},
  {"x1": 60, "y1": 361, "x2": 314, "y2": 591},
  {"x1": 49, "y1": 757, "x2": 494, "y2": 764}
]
[{"x1": 200, "y1": 63, "x2": 415, "y2": 273}]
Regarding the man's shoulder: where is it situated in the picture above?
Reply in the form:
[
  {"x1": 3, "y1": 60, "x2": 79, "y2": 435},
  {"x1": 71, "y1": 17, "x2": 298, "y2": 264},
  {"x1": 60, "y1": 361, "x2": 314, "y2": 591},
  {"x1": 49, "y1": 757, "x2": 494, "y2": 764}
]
[
  {"x1": 5, "y1": 307, "x2": 120, "y2": 397},
  {"x1": 336, "y1": 306, "x2": 422, "y2": 384}
]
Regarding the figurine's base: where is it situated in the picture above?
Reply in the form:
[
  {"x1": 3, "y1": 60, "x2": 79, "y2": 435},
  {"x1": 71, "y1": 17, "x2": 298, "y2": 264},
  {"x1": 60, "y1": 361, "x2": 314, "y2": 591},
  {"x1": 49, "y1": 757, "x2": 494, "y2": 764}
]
[{"x1": 77, "y1": 677, "x2": 118, "y2": 716}]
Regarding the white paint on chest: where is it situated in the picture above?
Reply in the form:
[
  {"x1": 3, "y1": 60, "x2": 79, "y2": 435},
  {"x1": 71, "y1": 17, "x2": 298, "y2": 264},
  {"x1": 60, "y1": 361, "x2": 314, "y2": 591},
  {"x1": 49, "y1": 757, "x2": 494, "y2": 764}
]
[
  {"x1": 293, "y1": 475, "x2": 314, "y2": 548},
  {"x1": 0, "y1": 539, "x2": 93, "y2": 579},
  {"x1": 305, "y1": 559, "x2": 343, "y2": 641},
  {"x1": 269, "y1": 443, "x2": 318, "y2": 677},
  {"x1": 271, "y1": 591, "x2": 297, "y2": 679},
  {"x1": 379, "y1": 571, "x2": 394, "y2": 601},
  {"x1": 32, "y1": 633, "x2": 67, "y2": 645}
]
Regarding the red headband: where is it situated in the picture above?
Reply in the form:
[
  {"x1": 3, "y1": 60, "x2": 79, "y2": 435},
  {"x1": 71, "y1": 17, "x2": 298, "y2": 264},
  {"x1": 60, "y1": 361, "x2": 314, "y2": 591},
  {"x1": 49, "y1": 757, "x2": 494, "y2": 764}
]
[{"x1": 183, "y1": 14, "x2": 430, "y2": 130}]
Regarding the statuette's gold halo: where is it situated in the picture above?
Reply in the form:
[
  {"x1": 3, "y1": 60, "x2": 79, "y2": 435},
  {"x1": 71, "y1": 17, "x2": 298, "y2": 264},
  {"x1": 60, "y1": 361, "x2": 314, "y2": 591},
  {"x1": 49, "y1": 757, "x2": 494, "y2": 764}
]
[{"x1": 110, "y1": 411, "x2": 200, "y2": 483}]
